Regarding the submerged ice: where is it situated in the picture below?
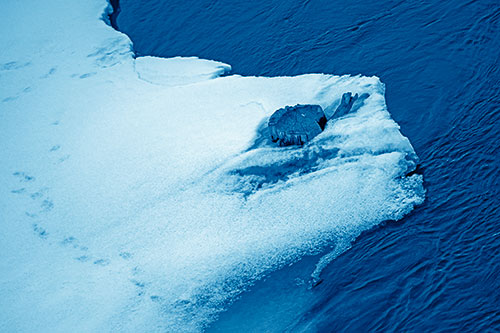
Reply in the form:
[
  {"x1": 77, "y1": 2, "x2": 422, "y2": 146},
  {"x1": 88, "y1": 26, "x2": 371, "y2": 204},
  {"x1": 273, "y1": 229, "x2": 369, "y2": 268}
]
[{"x1": 0, "y1": 0, "x2": 424, "y2": 332}]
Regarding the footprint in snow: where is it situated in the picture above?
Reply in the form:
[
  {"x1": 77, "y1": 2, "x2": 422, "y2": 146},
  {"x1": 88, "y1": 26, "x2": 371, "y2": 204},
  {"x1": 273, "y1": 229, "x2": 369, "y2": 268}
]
[
  {"x1": 49, "y1": 145, "x2": 61, "y2": 152},
  {"x1": 12, "y1": 172, "x2": 35, "y2": 182},
  {"x1": 119, "y1": 252, "x2": 132, "y2": 260},
  {"x1": 93, "y1": 259, "x2": 110, "y2": 266},
  {"x1": 40, "y1": 67, "x2": 57, "y2": 79},
  {"x1": 0, "y1": 61, "x2": 31, "y2": 71},
  {"x1": 2, "y1": 96, "x2": 18, "y2": 103},
  {"x1": 32, "y1": 223, "x2": 48, "y2": 239}
]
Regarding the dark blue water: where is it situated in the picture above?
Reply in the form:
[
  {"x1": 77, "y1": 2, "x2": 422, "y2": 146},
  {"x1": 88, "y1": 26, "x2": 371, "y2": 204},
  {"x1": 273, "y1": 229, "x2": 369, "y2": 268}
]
[{"x1": 113, "y1": 0, "x2": 500, "y2": 331}]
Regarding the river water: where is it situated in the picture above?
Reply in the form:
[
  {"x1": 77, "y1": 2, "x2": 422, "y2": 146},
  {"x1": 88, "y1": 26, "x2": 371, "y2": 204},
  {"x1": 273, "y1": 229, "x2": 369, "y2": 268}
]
[{"x1": 113, "y1": 0, "x2": 500, "y2": 330}]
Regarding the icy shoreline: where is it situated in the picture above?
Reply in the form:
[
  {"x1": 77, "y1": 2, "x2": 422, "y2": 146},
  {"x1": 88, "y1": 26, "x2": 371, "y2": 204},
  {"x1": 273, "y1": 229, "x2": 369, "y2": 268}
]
[
  {"x1": 107, "y1": 0, "x2": 121, "y2": 30},
  {"x1": 0, "y1": 0, "x2": 423, "y2": 331}
]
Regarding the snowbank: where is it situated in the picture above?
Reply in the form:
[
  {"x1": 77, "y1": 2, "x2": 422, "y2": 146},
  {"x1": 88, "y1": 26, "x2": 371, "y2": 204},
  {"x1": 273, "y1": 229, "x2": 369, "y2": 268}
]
[{"x1": 0, "y1": 0, "x2": 424, "y2": 331}]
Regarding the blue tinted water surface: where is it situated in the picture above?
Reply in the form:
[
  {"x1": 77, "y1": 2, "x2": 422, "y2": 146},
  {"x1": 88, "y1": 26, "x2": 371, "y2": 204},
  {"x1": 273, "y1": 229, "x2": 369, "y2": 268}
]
[{"x1": 113, "y1": 0, "x2": 500, "y2": 331}]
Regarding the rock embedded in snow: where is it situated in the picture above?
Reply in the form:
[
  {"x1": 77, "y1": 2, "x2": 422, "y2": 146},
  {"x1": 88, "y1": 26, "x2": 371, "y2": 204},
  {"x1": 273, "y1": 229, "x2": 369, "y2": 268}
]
[
  {"x1": 268, "y1": 104, "x2": 327, "y2": 146},
  {"x1": 268, "y1": 92, "x2": 362, "y2": 146}
]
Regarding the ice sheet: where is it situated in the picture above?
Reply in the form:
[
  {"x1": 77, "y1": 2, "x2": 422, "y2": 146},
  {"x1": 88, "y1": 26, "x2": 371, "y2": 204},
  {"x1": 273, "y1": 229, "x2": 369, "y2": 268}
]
[{"x1": 0, "y1": 0, "x2": 424, "y2": 331}]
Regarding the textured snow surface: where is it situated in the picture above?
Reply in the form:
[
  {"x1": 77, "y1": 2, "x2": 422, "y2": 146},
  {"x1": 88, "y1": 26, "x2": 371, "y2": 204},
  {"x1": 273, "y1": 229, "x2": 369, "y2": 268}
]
[
  {"x1": 0, "y1": 0, "x2": 424, "y2": 331},
  {"x1": 135, "y1": 56, "x2": 232, "y2": 86}
]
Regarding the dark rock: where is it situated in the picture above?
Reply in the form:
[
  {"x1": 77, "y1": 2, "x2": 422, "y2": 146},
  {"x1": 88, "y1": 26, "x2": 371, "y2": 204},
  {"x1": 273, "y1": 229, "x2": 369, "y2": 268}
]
[
  {"x1": 268, "y1": 104, "x2": 326, "y2": 146},
  {"x1": 268, "y1": 92, "x2": 362, "y2": 146}
]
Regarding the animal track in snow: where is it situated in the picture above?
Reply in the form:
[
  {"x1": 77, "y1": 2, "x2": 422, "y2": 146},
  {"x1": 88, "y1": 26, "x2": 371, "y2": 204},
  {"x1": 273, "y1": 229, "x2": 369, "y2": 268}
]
[
  {"x1": 0, "y1": 61, "x2": 31, "y2": 71},
  {"x1": 40, "y1": 67, "x2": 57, "y2": 79},
  {"x1": 12, "y1": 171, "x2": 35, "y2": 182},
  {"x1": 50, "y1": 145, "x2": 61, "y2": 152},
  {"x1": 32, "y1": 223, "x2": 48, "y2": 239}
]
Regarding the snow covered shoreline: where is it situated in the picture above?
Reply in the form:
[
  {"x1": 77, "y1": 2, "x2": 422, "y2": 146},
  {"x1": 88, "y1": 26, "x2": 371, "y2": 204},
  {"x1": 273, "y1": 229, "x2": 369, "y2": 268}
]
[{"x1": 0, "y1": 0, "x2": 424, "y2": 331}]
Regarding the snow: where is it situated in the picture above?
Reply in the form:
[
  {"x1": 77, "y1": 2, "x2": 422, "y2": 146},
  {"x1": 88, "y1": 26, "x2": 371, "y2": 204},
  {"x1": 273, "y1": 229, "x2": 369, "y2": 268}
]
[
  {"x1": 135, "y1": 56, "x2": 231, "y2": 86},
  {"x1": 0, "y1": 0, "x2": 424, "y2": 331}
]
